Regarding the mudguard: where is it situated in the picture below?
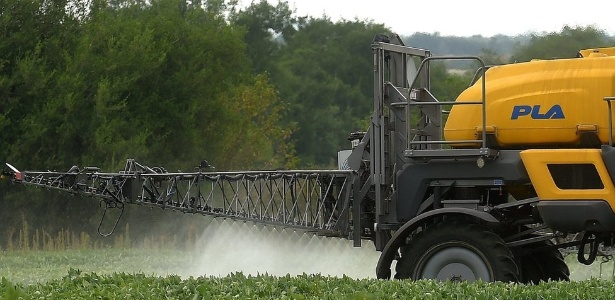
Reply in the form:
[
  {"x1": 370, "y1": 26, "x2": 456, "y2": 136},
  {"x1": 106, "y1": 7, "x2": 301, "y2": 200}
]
[{"x1": 375, "y1": 207, "x2": 499, "y2": 279}]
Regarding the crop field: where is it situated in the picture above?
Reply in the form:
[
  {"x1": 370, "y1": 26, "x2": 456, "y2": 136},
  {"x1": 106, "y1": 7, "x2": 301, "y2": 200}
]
[
  {"x1": 2, "y1": 257, "x2": 615, "y2": 299},
  {"x1": 3, "y1": 219, "x2": 615, "y2": 299},
  {"x1": 2, "y1": 251, "x2": 615, "y2": 299}
]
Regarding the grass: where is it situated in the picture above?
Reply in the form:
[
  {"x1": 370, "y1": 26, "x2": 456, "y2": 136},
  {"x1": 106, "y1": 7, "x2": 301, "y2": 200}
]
[
  {"x1": 1, "y1": 247, "x2": 614, "y2": 284},
  {"x1": 2, "y1": 227, "x2": 615, "y2": 285},
  {"x1": 3, "y1": 218, "x2": 615, "y2": 298},
  {"x1": 0, "y1": 248, "x2": 195, "y2": 285},
  {"x1": 0, "y1": 247, "x2": 614, "y2": 299}
]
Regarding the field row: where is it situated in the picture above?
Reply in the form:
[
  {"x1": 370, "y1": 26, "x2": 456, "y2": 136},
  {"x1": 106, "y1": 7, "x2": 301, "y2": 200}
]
[
  {"x1": 2, "y1": 243, "x2": 615, "y2": 299},
  {"x1": 3, "y1": 270, "x2": 615, "y2": 300}
]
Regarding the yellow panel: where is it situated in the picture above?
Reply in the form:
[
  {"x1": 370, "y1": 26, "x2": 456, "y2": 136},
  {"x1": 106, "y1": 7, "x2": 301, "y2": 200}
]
[
  {"x1": 444, "y1": 54, "x2": 615, "y2": 147},
  {"x1": 520, "y1": 149, "x2": 615, "y2": 212},
  {"x1": 579, "y1": 47, "x2": 615, "y2": 57}
]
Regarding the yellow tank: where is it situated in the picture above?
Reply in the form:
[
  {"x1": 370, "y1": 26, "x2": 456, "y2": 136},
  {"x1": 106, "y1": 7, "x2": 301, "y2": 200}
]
[{"x1": 444, "y1": 48, "x2": 615, "y2": 148}]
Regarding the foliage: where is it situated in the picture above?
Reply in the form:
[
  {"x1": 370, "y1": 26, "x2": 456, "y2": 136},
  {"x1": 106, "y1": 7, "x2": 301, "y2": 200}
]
[
  {"x1": 407, "y1": 32, "x2": 530, "y2": 56},
  {"x1": 215, "y1": 74, "x2": 297, "y2": 169},
  {"x1": 230, "y1": 0, "x2": 300, "y2": 74},
  {"x1": 3, "y1": 269, "x2": 615, "y2": 299},
  {"x1": 1, "y1": 247, "x2": 614, "y2": 298},
  {"x1": 231, "y1": 1, "x2": 392, "y2": 166},
  {"x1": 273, "y1": 18, "x2": 389, "y2": 166},
  {"x1": 4, "y1": 0, "x2": 291, "y2": 171},
  {"x1": 405, "y1": 32, "x2": 530, "y2": 69},
  {"x1": 429, "y1": 63, "x2": 473, "y2": 102},
  {"x1": 0, "y1": 248, "x2": 195, "y2": 286},
  {"x1": 0, "y1": 0, "x2": 294, "y2": 246},
  {"x1": 510, "y1": 25, "x2": 615, "y2": 62}
]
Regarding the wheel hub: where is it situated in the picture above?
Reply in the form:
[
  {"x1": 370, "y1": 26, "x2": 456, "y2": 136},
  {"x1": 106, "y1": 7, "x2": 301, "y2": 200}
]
[{"x1": 419, "y1": 246, "x2": 492, "y2": 281}]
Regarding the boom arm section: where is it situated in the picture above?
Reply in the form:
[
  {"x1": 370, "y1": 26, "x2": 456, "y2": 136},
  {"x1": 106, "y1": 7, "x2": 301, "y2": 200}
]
[{"x1": 4, "y1": 159, "x2": 356, "y2": 238}]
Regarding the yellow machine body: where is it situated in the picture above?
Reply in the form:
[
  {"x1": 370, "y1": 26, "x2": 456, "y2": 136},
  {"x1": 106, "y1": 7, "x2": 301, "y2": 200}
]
[
  {"x1": 519, "y1": 148, "x2": 615, "y2": 231},
  {"x1": 520, "y1": 149, "x2": 615, "y2": 208},
  {"x1": 444, "y1": 49, "x2": 615, "y2": 148}
]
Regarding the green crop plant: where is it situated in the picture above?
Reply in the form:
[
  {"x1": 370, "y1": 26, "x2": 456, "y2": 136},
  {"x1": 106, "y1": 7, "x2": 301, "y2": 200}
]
[{"x1": 3, "y1": 271, "x2": 615, "y2": 300}]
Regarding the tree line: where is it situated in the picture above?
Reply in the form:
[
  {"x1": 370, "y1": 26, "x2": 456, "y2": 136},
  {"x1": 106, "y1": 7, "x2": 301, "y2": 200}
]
[{"x1": 1, "y1": 0, "x2": 614, "y2": 247}]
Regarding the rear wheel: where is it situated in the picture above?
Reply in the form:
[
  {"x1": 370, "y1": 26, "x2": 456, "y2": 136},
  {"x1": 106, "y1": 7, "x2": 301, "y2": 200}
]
[
  {"x1": 395, "y1": 220, "x2": 518, "y2": 282},
  {"x1": 517, "y1": 241, "x2": 570, "y2": 284}
]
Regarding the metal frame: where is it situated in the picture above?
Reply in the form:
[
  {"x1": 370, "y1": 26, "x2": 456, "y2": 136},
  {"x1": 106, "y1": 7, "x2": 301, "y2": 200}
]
[
  {"x1": 15, "y1": 159, "x2": 356, "y2": 238},
  {"x1": 371, "y1": 41, "x2": 431, "y2": 248},
  {"x1": 405, "y1": 56, "x2": 491, "y2": 159}
]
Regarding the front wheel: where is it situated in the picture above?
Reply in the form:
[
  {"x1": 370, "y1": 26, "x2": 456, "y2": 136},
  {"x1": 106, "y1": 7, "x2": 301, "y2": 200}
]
[{"x1": 395, "y1": 220, "x2": 518, "y2": 282}]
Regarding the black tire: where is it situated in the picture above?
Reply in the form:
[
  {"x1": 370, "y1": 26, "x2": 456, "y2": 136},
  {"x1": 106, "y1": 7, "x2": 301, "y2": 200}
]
[
  {"x1": 517, "y1": 241, "x2": 570, "y2": 284},
  {"x1": 395, "y1": 220, "x2": 518, "y2": 282}
]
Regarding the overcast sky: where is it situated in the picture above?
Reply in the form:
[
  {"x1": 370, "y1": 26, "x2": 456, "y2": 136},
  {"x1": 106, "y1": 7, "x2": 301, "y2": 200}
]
[{"x1": 239, "y1": 0, "x2": 615, "y2": 37}]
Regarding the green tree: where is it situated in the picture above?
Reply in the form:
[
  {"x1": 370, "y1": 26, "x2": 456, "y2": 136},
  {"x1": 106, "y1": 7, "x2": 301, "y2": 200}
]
[
  {"x1": 429, "y1": 62, "x2": 473, "y2": 102},
  {"x1": 0, "y1": 0, "x2": 91, "y2": 242},
  {"x1": 0, "y1": 0, "x2": 296, "y2": 247},
  {"x1": 0, "y1": 0, "x2": 83, "y2": 169},
  {"x1": 230, "y1": 0, "x2": 300, "y2": 74},
  {"x1": 8, "y1": 0, "x2": 293, "y2": 171},
  {"x1": 479, "y1": 48, "x2": 511, "y2": 65},
  {"x1": 511, "y1": 25, "x2": 615, "y2": 62},
  {"x1": 273, "y1": 18, "x2": 389, "y2": 167}
]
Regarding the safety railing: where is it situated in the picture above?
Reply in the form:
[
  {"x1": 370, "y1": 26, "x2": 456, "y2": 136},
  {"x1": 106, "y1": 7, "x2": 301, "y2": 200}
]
[{"x1": 405, "y1": 56, "x2": 497, "y2": 159}]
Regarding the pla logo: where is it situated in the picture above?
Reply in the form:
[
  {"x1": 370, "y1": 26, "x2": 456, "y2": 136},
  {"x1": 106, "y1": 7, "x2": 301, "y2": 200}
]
[{"x1": 511, "y1": 104, "x2": 565, "y2": 120}]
